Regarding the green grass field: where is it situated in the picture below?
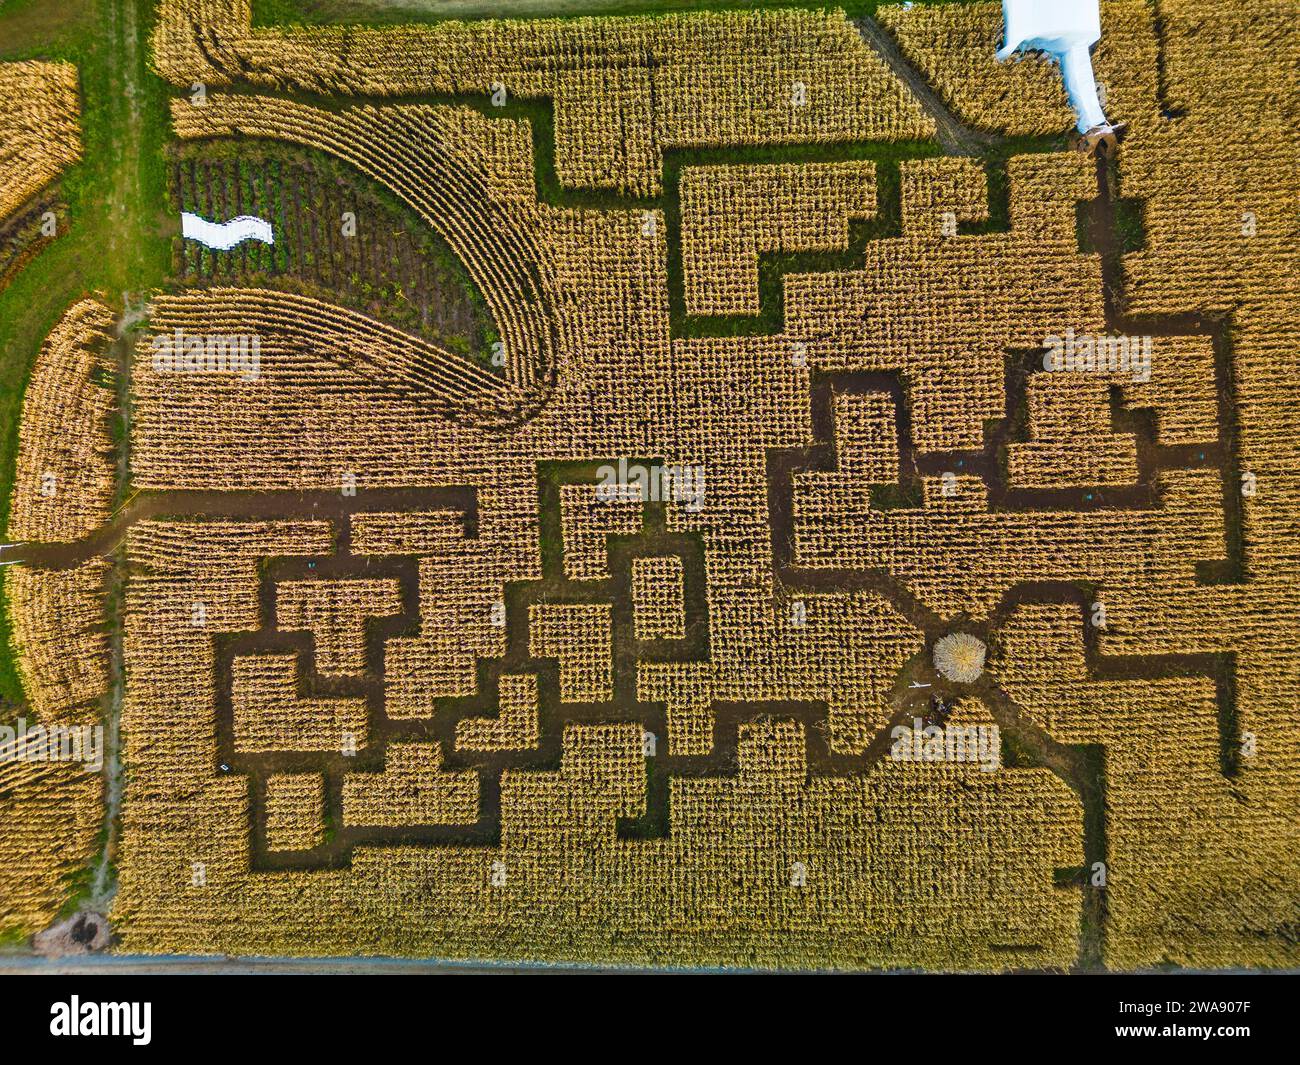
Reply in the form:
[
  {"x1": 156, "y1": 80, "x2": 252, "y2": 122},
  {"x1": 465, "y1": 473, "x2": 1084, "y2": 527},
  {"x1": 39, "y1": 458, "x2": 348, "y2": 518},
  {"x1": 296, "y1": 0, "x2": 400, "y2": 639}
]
[{"x1": 0, "y1": 0, "x2": 172, "y2": 705}]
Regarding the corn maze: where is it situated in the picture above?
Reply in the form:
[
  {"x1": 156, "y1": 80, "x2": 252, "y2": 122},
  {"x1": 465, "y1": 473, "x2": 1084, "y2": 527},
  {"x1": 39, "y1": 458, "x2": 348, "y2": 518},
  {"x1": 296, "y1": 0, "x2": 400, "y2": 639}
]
[{"x1": 0, "y1": 0, "x2": 1296, "y2": 973}]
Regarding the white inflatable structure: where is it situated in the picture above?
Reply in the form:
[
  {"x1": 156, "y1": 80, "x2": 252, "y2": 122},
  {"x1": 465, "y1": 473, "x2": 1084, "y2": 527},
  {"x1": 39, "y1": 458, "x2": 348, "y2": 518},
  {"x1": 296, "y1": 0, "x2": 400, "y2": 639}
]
[
  {"x1": 181, "y1": 212, "x2": 274, "y2": 251},
  {"x1": 997, "y1": 0, "x2": 1119, "y2": 140}
]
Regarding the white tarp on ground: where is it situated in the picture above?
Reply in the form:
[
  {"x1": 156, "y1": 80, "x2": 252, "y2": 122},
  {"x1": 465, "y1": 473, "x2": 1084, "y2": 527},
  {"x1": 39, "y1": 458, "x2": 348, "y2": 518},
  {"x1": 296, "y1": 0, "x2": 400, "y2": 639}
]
[
  {"x1": 181, "y1": 212, "x2": 274, "y2": 251},
  {"x1": 997, "y1": 0, "x2": 1108, "y2": 133}
]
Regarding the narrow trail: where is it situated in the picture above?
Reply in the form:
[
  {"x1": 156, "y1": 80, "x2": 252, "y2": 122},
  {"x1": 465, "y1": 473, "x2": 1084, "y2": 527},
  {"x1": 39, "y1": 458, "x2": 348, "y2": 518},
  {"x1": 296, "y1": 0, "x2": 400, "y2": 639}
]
[
  {"x1": 854, "y1": 16, "x2": 1005, "y2": 157},
  {"x1": 86, "y1": 0, "x2": 147, "y2": 918},
  {"x1": 0, "y1": 487, "x2": 479, "y2": 570}
]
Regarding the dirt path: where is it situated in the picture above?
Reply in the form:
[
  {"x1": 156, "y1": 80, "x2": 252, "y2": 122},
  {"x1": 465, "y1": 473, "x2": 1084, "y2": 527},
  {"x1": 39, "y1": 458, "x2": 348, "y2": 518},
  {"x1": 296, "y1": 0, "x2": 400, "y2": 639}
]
[
  {"x1": 85, "y1": 0, "x2": 150, "y2": 917},
  {"x1": 0, "y1": 486, "x2": 479, "y2": 569},
  {"x1": 854, "y1": 16, "x2": 1004, "y2": 157}
]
